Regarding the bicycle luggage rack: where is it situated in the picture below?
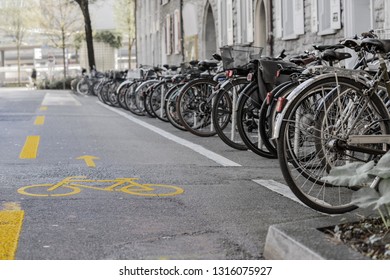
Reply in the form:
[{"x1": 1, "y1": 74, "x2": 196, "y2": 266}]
[{"x1": 348, "y1": 134, "x2": 390, "y2": 144}]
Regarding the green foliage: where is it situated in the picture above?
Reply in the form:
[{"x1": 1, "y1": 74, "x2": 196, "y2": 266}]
[
  {"x1": 74, "y1": 30, "x2": 123, "y2": 49},
  {"x1": 94, "y1": 30, "x2": 122, "y2": 49},
  {"x1": 323, "y1": 151, "x2": 390, "y2": 229}
]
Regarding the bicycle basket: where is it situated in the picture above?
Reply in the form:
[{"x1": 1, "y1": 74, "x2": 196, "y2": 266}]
[{"x1": 220, "y1": 45, "x2": 263, "y2": 70}]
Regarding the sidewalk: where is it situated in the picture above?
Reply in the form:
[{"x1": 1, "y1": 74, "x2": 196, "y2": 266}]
[{"x1": 264, "y1": 210, "x2": 372, "y2": 260}]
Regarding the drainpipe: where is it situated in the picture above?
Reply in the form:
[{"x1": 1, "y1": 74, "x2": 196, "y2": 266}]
[
  {"x1": 268, "y1": 0, "x2": 274, "y2": 57},
  {"x1": 180, "y1": 0, "x2": 185, "y2": 62},
  {"x1": 134, "y1": 0, "x2": 138, "y2": 67}
]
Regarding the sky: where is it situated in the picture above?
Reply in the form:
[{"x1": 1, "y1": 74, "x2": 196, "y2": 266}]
[{"x1": 89, "y1": 0, "x2": 116, "y2": 30}]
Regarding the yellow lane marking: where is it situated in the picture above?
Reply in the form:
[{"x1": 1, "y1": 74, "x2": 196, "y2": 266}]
[
  {"x1": 34, "y1": 116, "x2": 45, "y2": 125},
  {"x1": 76, "y1": 155, "x2": 100, "y2": 168},
  {"x1": 39, "y1": 106, "x2": 48, "y2": 111},
  {"x1": 19, "y1": 136, "x2": 40, "y2": 159},
  {"x1": 0, "y1": 203, "x2": 24, "y2": 260}
]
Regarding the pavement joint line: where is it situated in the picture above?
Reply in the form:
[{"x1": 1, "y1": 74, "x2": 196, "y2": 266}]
[
  {"x1": 19, "y1": 135, "x2": 40, "y2": 159},
  {"x1": 98, "y1": 102, "x2": 242, "y2": 167}
]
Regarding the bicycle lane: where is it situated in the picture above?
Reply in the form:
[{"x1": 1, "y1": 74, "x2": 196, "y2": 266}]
[{"x1": 1, "y1": 91, "x2": 320, "y2": 259}]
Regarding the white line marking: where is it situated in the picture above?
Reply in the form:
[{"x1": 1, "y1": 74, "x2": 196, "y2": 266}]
[
  {"x1": 42, "y1": 92, "x2": 81, "y2": 106},
  {"x1": 98, "y1": 102, "x2": 242, "y2": 167},
  {"x1": 253, "y1": 179, "x2": 309, "y2": 208}
]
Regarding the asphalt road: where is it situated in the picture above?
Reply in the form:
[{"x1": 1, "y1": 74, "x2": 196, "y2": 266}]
[{"x1": 0, "y1": 88, "x2": 324, "y2": 260}]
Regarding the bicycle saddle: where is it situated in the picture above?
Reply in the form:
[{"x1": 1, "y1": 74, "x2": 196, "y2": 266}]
[
  {"x1": 289, "y1": 54, "x2": 317, "y2": 66},
  {"x1": 313, "y1": 44, "x2": 344, "y2": 52},
  {"x1": 198, "y1": 60, "x2": 218, "y2": 71},
  {"x1": 189, "y1": 60, "x2": 199, "y2": 66},
  {"x1": 361, "y1": 38, "x2": 390, "y2": 53},
  {"x1": 341, "y1": 38, "x2": 361, "y2": 50},
  {"x1": 321, "y1": 50, "x2": 352, "y2": 62}
]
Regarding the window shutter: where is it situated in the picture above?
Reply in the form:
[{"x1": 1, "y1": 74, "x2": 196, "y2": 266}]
[
  {"x1": 293, "y1": 0, "x2": 305, "y2": 35},
  {"x1": 246, "y1": 0, "x2": 254, "y2": 43},
  {"x1": 274, "y1": 0, "x2": 282, "y2": 38},
  {"x1": 311, "y1": 0, "x2": 318, "y2": 32},
  {"x1": 227, "y1": 0, "x2": 234, "y2": 45},
  {"x1": 174, "y1": 9, "x2": 181, "y2": 54},
  {"x1": 218, "y1": 0, "x2": 223, "y2": 46},
  {"x1": 165, "y1": 15, "x2": 172, "y2": 55},
  {"x1": 385, "y1": 1, "x2": 390, "y2": 30},
  {"x1": 237, "y1": 0, "x2": 242, "y2": 43},
  {"x1": 330, "y1": 0, "x2": 341, "y2": 29}
]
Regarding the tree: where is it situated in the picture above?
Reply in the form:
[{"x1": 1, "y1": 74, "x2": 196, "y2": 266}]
[
  {"x1": 73, "y1": 0, "x2": 97, "y2": 70},
  {"x1": 38, "y1": 0, "x2": 83, "y2": 87},
  {"x1": 114, "y1": 0, "x2": 136, "y2": 69},
  {"x1": 0, "y1": 0, "x2": 39, "y2": 85}
]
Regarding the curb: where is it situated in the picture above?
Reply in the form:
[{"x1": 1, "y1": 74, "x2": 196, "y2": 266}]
[{"x1": 264, "y1": 211, "x2": 372, "y2": 260}]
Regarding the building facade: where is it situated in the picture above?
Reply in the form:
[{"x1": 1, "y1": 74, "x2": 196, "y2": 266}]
[{"x1": 136, "y1": 0, "x2": 390, "y2": 67}]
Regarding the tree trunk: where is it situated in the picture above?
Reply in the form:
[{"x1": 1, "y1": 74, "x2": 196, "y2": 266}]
[
  {"x1": 62, "y1": 30, "x2": 67, "y2": 89},
  {"x1": 75, "y1": 0, "x2": 96, "y2": 70},
  {"x1": 17, "y1": 43, "x2": 21, "y2": 86}
]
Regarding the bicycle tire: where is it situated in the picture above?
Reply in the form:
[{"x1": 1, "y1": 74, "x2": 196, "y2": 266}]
[
  {"x1": 176, "y1": 78, "x2": 219, "y2": 137},
  {"x1": 165, "y1": 84, "x2": 187, "y2": 131},
  {"x1": 125, "y1": 81, "x2": 145, "y2": 116},
  {"x1": 143, "y1": 82, "x2": 159, "y2": 117},
  {"x1": 277, "y1": 75, "x2": 390, "y2": 214},
  {"x1": 212, "y1": 77, "x2": 249, "y2": 150},
  {"x1": 77, "y1": 78, "x2": 90, "y2": 95},
  {"x1": 117, "y1": 83, "x2": 130, "y2": 110},
  {"x1": 236, "y1": 82, "x2": 277, "y2": 158},
  {"x1": 259, "y1": 81, "x2": 299, "y2": 154},
  {"x1": 149, "y1": 81, "x2": 171, "y2": 122}
]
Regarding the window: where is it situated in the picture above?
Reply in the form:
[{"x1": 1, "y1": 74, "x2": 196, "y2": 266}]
[
  {"x1": 275, "y1": 0, "x2": 304, "y2": 40},
  {"x1": 218, "y1": 0, "x2": 233, "y2": 46},
  {"x1": 312, "y1": 0, "x2": 341, "y2": 35},
  {"x1": 385, "y1": 0, "x2": 390, "y2": 32},
  {"x1": 237, "y1": 0, "x2": 254, "y2": 44},
  {"x1": 173, "y1": 9, "x2": 181, "y2": 54}
]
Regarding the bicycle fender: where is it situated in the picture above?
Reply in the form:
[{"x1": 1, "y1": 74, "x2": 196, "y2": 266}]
[
  {"x1": 236, "y1": 81, "x2": 260, "y2": 106},
  {"x1": 116, "y1": 80, "x2": 136, "y2": 94},
  {"x1": 217, "y1": 77, "x2": 248, "y2": 92},
  {"x1": 272, "y1": 72, "x2": 368, "y2": 140}
]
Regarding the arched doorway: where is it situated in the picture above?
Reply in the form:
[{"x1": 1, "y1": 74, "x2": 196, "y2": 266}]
[
  {"x1": 204, "y1": 4, "x2": 217, "y2": 59},
  {"x1": 183, "y1": 3, "x2": 199, "y2": 61},
  {"x1": 254, "y1": 0, "x2": 267, "y2": 51}
]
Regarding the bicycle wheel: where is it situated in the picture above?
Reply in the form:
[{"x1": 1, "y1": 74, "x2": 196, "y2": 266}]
[
  {"x1": 134, "y1": 80, "x2": 157, "y2": 115},
  {"x1": 259, "y1": 81, "x2": 299, "y2": 154},
  {"x1": 117, "y1": 83, "x2": 130, "y2": 110},
  {"x1": 212, "y1": 77, "x2": 249, "y2": 150},
  {"x1": 176, "y1": 78, "x2": 219, "y2": 137},
  {"x1": 99, "y1": 82, "x2": 112, "y2": 105},
  {"x1": 107, "y1": 81, "x2": 120, "y2": 107},
  {"x1": 18, "y1": 184, "x2": 81, "y2": 197},
  {"x1": 149, "y1": 81, "x2": 171, "y2": 122},
  {"x1": 165, "y1": 84, "x2": 187, "y2": 131},
  {"x1": 120, "y1": 183, "x2": 184, "y2": 197},
  {"x1": 143, "y1": 82, "x2": 159, "y2": 117},
  {"x1": 77, "y1": 78, "x2": 89, "y2": 95},
  {"x1": 125, "y1": 81, "x2": 145, "y2": 116},
  {"x1": 277, "y1": 76, "x2": 390, "y2": 214},
  {"x1": 236, "y1": 82, "x2": 277, "y2": 158}
]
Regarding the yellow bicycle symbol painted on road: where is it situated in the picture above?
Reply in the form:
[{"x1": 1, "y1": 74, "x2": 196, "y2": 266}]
[{"x1": 17, "y1": 176, "x2": 184, "y2": 197}]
